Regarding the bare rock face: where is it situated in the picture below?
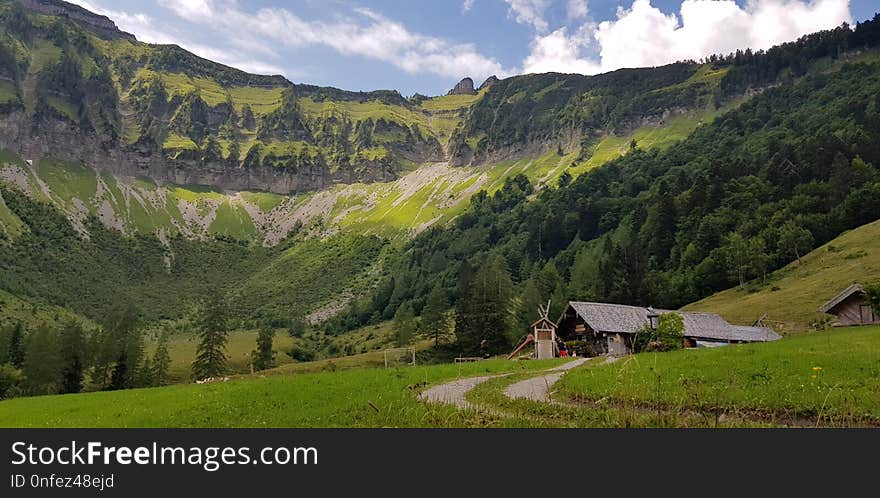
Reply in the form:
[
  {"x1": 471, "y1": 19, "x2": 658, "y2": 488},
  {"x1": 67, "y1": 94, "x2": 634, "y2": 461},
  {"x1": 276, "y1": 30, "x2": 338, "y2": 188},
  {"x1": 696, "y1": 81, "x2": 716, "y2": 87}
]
[
  {"x1": 447, "y1": 77, "x2": 476, "y2": 96},
  {"x1": 479, "y1": 76, "x2": 499, "y2": 91}
]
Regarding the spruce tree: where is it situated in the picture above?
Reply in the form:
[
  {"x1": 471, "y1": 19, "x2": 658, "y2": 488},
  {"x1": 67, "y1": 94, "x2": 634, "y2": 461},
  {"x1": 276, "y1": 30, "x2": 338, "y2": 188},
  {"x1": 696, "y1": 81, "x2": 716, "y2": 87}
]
[
  {"x1": 152, "y1": 327, "x2": 171, "y2": 386},
  {"x1": 393, "y1": 302, "x2": 416, "y2": 347},
  {"x1": 454, "y1": 257, "x2": 514, "y2": 356},
  {"x1": 22, "y1": 326, "x2": 62, "y2": 395},
  {"x1": 420, "y1": 285, "x2": 451, "y2": 346},
  {"x1": 59, "y1": 321, "x2": 86, "y2": 394},
  {"x1": 8, "y1": 322, "x2": 25, "y2": 369},
  {"x1": 252, "y1": 327, "x2": 276, "y2": 371},
  {"x1": 192, "y1": 292, "x2": 229, "y2": 380}
]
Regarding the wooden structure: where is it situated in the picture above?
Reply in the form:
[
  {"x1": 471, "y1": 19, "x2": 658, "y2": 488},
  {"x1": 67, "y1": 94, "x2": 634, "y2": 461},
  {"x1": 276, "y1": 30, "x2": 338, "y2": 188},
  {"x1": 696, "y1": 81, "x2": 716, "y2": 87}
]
[
  {"x1": 531, "y1": 301, "x2": 558, "y2": 360},
  {"x1": 557, "y1": 301, "x2": 781, "y2": 356},
  {"x1": 819, "y1": 284, "x2": 880, "y2": 326}
]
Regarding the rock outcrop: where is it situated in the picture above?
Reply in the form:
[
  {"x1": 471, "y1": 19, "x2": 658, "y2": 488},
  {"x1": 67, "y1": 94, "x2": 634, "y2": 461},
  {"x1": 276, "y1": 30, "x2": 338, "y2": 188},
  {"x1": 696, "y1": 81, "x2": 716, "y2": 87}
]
[
  {"x1": 14, "y1": 0, "x2": 135, "y2": 40},
  {"x1": 479, "y1": 76, "x2": 499, "y2": 91},
  {"x1": 447, "y1": 77, "x2": 476, "y2": 96}
]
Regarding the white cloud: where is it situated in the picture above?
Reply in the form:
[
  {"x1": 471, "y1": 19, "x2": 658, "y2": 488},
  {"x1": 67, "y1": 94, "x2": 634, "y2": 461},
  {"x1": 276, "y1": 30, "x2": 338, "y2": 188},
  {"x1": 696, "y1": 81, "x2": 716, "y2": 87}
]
[
  {"x1": 463, "y1": 0, "x2": 475, "y2": 13},
  {"x1": 522, "y1": 0, "x2": 853, "y2": 75},
  {"x1": 523, "y1": 26, "x2": 600, "y2": 74},
  {"x1": 154, "y1": 2, "x2": 512, "y2": 82},
  {"x1": 503, "y1": 0, "x2": 552, "y2": 32},
  {"x1": 567, "y1": 0, "x2": 589, "y2": 19}
]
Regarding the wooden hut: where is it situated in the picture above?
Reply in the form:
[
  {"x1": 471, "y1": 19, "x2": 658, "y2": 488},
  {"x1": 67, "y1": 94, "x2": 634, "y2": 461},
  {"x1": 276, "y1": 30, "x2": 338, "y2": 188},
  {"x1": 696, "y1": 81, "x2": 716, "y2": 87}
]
[{"x1": 819, "y1": 284, "x2": 879, "y2": 326}]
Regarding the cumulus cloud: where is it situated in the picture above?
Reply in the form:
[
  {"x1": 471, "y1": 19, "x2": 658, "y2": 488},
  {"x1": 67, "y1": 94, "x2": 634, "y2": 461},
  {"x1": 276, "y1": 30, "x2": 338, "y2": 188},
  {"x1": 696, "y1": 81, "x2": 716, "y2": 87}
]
[
  {"x1": 567, "y1": 0, "x2": 589, "y2": 19},
  {"x1": 522, "y1": 0, "x2": 853, "y2": 75},
  {"x1": 462, "y1": 0, "x2": 475, "y2": 13},
  {"x1": 504, "y1": 0, "x2": 552, "y2": 32}
]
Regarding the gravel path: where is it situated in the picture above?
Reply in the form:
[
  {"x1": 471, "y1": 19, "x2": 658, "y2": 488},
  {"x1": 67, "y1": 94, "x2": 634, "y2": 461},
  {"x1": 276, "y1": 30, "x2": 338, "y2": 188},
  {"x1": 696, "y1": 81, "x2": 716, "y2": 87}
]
[
  {"x1": 504, "y1": 358, "x2": 591, "y2": 403},
  {"x1": 418, "y1": 374, "x2": 504, "y2": 409}
]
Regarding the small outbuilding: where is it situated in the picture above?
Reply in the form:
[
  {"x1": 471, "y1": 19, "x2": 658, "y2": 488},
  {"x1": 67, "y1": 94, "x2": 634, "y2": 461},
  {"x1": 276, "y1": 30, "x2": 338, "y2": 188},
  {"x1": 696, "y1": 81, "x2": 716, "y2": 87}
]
[{"x1": 819, "y1": 283, "x2": 879, "y2": 326}]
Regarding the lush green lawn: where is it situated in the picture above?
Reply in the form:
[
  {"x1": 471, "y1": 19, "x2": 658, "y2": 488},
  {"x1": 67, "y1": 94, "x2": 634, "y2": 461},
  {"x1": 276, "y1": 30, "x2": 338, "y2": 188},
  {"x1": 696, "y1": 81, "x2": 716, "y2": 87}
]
[
  {"x1": 556, "y1": 326, "x2": 880, "y2": 425},
  {"x1": 0, "y1": 359, "x2": 565, "y2": 428}
]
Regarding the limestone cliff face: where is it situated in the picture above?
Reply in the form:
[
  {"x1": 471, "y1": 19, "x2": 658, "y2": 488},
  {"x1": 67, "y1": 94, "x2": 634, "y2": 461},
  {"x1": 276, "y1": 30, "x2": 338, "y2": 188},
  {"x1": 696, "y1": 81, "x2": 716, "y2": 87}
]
[
  {"x1": 447, "y1": 78, "x2": 476, "y2": 96},
  {"x1": 0, "y1": 114, "x2": 408, "y2": 193}
]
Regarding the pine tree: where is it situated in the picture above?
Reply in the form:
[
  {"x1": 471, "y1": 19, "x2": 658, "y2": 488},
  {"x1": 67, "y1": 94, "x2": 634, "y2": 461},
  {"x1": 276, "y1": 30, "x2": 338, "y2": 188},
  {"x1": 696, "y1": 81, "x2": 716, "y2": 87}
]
[
  {"x1": 152, "y1": 327, "x2": 171, "y2": 386},
  {"x1": 8, "y1": 322, "x2": 25, "y2": 369},
  {"x1": 420, "y1": 285, "x2": 451, "y2": 346},
  {"x1": 192, "y1": 292, "x2": 229, "y2": 380},
  {"x1": 22, "y1": 326, "x2": 62, "y2": 395},
  {"x1": 109, "y1": 352, "x2": 128, "y2": 391},
  {"x1": 59, "y1": 321, "x2": 86, "y2": 394},
  {"x1": 393, "y1": 302, "x2": 416, "y2": 347},
  {"x1": 252, "y1": 327, "x2": 276, "y2": 371},
  {"x1": 454, "y1": 257, "x2": 514, "y2": 356}
]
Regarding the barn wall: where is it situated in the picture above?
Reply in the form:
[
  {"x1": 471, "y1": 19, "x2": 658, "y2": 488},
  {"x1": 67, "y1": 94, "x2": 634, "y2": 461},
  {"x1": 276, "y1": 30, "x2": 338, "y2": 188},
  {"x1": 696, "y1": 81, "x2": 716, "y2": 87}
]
[{"x1": 832, "y1": 296, "x2": 880, "y2": 326}]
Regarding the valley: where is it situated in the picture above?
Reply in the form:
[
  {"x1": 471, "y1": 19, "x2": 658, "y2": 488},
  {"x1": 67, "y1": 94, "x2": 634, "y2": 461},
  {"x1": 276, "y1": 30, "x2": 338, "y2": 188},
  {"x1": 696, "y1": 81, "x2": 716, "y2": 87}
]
[{"x1": 0, "y1": 0, "x2": 879, "y2": 429}]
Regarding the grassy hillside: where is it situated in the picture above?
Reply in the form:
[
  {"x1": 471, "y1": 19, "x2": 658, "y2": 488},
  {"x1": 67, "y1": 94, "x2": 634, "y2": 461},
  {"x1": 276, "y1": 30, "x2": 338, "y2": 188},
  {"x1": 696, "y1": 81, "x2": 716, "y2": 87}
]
[
  {"x1": 686, "y1": 219, "x2": 880, "y2": 332},
  {"x1": 556, "y1": 326, "x2": 880, "y2": 425}
]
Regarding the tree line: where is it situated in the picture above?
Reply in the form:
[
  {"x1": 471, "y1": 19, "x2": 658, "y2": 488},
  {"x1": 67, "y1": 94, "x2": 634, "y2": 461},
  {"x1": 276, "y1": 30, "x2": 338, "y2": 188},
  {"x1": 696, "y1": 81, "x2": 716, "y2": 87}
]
[{"x1": 0, "y1": 291, "x2": 278, "y2": 400}]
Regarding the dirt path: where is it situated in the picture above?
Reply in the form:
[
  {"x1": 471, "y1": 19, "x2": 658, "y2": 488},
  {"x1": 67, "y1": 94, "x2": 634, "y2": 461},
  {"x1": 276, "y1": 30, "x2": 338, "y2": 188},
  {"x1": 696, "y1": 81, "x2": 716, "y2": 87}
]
[
  {"x1": 504, "y1": 358, "x2": 591, "y2": 402},
  {"x1": 418, "y1": 374, "x2": 504, "y2": 409}
]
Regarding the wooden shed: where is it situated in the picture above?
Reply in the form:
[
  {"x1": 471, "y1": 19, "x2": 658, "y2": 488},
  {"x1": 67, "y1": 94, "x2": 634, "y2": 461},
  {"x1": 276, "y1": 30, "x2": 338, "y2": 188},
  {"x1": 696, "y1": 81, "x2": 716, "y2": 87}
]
[{"x1": 819, "y1": 284, "x2": 879, "y2": 326}]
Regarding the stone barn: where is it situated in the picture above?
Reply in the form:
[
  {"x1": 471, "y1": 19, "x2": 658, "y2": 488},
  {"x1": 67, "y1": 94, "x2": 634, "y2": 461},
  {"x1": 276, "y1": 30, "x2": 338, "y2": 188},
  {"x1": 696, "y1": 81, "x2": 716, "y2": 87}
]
[
  {"x1": 556, "y1": 301, "x2": 781, "y2": 356},
  {"x1": 819, "y1": 284, "x2": 880, "y2": 326}
]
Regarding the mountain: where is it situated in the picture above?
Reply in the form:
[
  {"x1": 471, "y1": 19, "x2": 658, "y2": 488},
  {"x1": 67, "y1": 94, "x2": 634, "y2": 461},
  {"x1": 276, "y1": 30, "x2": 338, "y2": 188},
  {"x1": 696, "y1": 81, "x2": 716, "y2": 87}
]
[{"x1": 1, "y1": 0, "x2": 879, "y2": 335}]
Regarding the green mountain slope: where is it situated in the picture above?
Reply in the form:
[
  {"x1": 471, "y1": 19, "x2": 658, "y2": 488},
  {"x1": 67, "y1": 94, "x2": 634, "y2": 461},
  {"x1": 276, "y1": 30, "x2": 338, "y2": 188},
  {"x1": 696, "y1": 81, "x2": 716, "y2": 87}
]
[{"x1": 685, "y1": 219, "x2": 880, "y2": 332}]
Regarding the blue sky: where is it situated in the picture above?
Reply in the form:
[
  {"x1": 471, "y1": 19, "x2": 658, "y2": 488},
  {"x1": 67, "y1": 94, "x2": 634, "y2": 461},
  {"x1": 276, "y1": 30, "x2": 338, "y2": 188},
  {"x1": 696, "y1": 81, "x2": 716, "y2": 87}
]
[{"x1": 70, "y1": 1, "x2": 877, "y2": 96}]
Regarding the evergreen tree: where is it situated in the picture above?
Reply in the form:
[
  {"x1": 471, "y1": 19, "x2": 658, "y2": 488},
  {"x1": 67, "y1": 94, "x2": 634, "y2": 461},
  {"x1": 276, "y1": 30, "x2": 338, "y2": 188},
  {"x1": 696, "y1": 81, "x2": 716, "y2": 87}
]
[
  {"x1": 393, "y1": 302, "x2": 416, "y2": 347},
  {"x1": 22, "y1": 326, "x2": 62, "y2": 395},
  {"x1": 419, "y1": 285, "x2": 451, "y2": 346},
  {"x1": 59, "y1": 321, "x2": 86, "y2": 394},
  {"x1": 252, "y1": 327, "x2": 276, "y2": 371},
  {"x1": 454, "y1": 257, "x2": 514, "y2": 356},
  {"x1": 95, "y1": 303, "x2": 142, "y2": 390},
  {"x1": 7, "y1": 322, "x2": 25, "y2": 369},
  {"x1": 109, "y1": 352, "x2": 128, "y2": 391},
  {"x1": 152, "y1": 327, "x2": 171, "y2": 386},
  {"x1": 192, "y1": 292, "x2": 230, "y2": 380}
]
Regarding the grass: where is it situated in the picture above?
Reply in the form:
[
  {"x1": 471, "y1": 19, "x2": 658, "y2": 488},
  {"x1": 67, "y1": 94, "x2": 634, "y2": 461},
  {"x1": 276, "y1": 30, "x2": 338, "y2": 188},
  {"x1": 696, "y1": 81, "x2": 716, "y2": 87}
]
[
  {"x1": 35, "y1": 158, "x2": 97, "y2": 204},
  {"x1": 239, "y1": 191, "x2": 286, "y2": 212},
  {"x1": 208, "y1": 200, "x2": 257, "y2": 239},
  {"x1": 0, "y1": 359, "x2": 564, "y2": 428},
  {"x1": 0, "y1": 80, "x2": 19, "y2": 104},
  {"x1": 686, "y1": 219, "x2": 880, "y2": 332},
  {"x1": 556, "y1": 326, "x2": 880, "y2": 426}
]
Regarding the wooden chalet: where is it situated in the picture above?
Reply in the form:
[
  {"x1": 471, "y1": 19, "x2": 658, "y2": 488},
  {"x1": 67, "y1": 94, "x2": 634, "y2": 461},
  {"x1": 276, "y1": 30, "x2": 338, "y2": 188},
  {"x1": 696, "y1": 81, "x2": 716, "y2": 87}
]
[
  {"x1": 557, "y1": 302, "x2": 781, "y2": 356},
  {"x1": 819, "y1": 284, "x2": 879, "y2": 326}
]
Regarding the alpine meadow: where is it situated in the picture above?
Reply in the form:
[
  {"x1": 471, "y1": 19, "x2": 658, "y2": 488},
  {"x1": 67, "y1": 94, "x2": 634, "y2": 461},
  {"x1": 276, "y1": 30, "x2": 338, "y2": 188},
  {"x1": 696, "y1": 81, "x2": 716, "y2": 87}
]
[{"x1": 1, "y1": 0, "x2": 880, "y2": 429}]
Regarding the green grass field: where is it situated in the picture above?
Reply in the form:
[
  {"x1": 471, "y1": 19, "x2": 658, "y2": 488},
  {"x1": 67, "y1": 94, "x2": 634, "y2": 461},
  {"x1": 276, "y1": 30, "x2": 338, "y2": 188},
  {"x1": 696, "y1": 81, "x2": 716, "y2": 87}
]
[
  {"x1": 0, "y1": 359, "x2": 564, "y2": 428},
  {"x1": 555, "y1": 326, "x2": 880, "y2": 426},
  {"x1": 686, "y1": 220, "x2": 880, "y2": 332}
]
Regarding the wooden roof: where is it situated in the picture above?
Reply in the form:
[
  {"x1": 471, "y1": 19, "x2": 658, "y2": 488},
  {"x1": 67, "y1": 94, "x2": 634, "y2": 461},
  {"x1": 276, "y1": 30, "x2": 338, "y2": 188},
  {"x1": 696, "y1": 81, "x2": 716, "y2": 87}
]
[
  {"x1": 562, "y1": 302, "x2": 781, "y2": 343},
  {"x1": 819, "y1": 283, "x2": 865, "y2": 314}
]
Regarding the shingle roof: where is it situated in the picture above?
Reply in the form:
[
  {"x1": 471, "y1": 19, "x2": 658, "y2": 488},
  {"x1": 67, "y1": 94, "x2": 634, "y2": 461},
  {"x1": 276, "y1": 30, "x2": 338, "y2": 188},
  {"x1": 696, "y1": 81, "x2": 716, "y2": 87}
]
[
  {"x1": 564, "y1": 302, "x2": 781, "y2": 343},
  {"x1": 819, "y1": 283, "x2": 864, "y2": 314}
]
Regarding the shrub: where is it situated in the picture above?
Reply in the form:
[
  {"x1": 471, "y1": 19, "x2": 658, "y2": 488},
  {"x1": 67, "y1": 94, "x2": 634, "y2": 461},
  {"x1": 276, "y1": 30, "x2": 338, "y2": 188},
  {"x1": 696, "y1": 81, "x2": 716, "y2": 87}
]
[{"x1": 564, "y1": 340, "x2": 595, "y2": 357}]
